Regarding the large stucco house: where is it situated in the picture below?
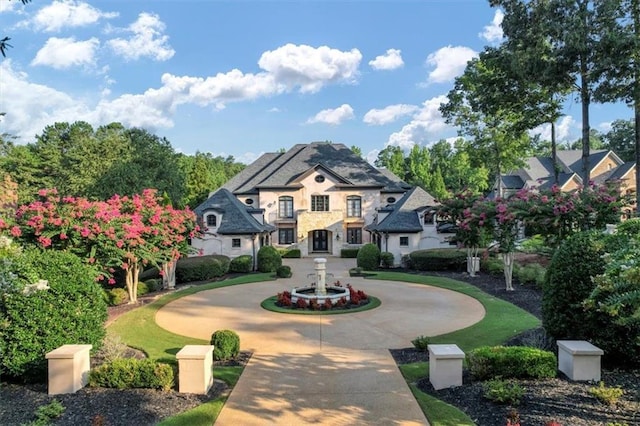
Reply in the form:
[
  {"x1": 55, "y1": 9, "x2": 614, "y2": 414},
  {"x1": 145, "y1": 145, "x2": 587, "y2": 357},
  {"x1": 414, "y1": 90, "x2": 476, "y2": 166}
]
[
  {"x1": 192, "y1": 142, "x2": 450, "y2": 264},
  {"x1": 498, "y1": 150, "x2": 636, "y2": 214}
]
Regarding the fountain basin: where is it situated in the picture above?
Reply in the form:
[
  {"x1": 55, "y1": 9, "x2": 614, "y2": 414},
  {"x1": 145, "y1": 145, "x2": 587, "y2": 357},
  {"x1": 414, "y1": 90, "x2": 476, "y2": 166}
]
[{"x1": 291, "y1": 286, "x2": 350, "y2": 305}]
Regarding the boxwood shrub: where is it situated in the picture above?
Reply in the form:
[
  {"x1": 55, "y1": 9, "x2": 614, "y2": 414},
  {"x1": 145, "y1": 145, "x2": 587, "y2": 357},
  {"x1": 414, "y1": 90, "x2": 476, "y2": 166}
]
[
  {"x1": 257, "y1": 246, "x2": 282, "y2": 273},
  {"x1": 409, "y1": 249, "x2": 466, "y2": 271},
  {"x1": 467, "y1": 346, "x2": 557, "y2": 380},
  {"x1": 280, "y1": 248, "x2": 301, "y2": 258},
  {"x1": 380, "y1": 252, "x2": 394, "y2": 268},
  {"x1": 276, "y1": 265, "x2": 292, "y2": 278},
  {"x1": 357, "y1": 243, "x2": 380, "y2": 270},
  {"x1": 106, "y1": 287, "x2": 129, "y2": 306},
  {"x1": 0, "y1": 248, "x2": 107, "y2": 382},
  {"x1": 229, "y1": 255, "x2": 253, "y2": 273},
  {"x1": 543, "y1": 230, "x2": 625, "y2": 340},
  {"x1": 210, "y1": 329, "x2": 240, "y2": 361},
  {"x1": 340, "y1": 248, "x2": 360, "y2": 258},
  {"x1": 175, "y1": 255, "x2": 230, "y2": 283},
  {"x1": 89, "y1": 358, "x2": 174, "y2": 391}
]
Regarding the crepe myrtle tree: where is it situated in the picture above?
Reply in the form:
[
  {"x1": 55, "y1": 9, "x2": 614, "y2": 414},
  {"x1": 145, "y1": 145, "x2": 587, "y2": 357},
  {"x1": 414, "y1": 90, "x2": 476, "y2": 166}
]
[{"x1": 3, "y1": 188, "x2": 198, "y2": 303}]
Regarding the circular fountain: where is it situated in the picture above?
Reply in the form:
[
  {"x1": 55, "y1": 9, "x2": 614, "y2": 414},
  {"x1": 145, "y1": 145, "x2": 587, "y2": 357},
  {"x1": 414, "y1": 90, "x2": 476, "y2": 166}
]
[{"x1": 290, "y1": 258, "x2": 350, "y2": 305}]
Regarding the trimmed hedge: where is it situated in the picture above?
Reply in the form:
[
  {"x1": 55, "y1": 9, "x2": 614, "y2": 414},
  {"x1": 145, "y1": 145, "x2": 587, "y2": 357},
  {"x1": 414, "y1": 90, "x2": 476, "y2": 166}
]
[
  {"x1": 467, "y1": 346, "x2": 557, "y2": 380},
  {"x1": 210, "y1": 330, "x2": 240, "y2": 361},
  {"x1": 175, "y1": 255, "x2": 230, "y2": 283},
  {"x1": 280, "y1": 248, "x2": 301, "y2": 258},
  {"x1": 357, "y1": 243, "x2": 380, "y2": 270},
  {"x1": 106, "y1": 288, "x2": 129, "y2": 306},
  {"x1": 340, "y1": 248, "x2": 360, "y2": 258},
  {"x1": 89, "y1": 358, "x2": 174, "y2": 391},
  {"x1": 257, "y1": 246, "x2": 282, "y2": 273},
  {"x1": 276, "y1": 265, "x2": 292, "y2": 278},
  {"x1": 380, "y1": 252, "x2": 394, "y2": 268},
  {"x1": 229, "y1": 255, "x2": 253, "y2": 273},
  {"x1": 409, "y1": 249, "x2": 466, "y2": 271},
  {"x1": 543, "y1": 231, "x2": 625, "y2": 340},
  {"x1": 0, "y1": 248, "x2": 107, "y2": 382}
]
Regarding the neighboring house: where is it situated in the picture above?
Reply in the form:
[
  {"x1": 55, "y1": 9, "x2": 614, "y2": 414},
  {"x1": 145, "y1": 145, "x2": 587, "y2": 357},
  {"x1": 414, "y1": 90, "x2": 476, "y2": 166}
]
[
  {"x1": 497, "y1": 150, "x2": 636, "y2": 214},
  {"x1": 191, "y1": 142, "x2": 450, "y2": 264}
]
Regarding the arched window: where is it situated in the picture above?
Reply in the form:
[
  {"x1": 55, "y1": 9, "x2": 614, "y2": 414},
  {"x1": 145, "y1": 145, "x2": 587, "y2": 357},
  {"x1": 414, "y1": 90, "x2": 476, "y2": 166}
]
[
  {"x1": 206, "y1": 214, "x2": 217, "y2": 227},
  {"x1": 279, "y1": 196, "x2": 294, "y2": 218},
  {"x1": 346, "y1": 196, "x2": 362, "y2": 217}
]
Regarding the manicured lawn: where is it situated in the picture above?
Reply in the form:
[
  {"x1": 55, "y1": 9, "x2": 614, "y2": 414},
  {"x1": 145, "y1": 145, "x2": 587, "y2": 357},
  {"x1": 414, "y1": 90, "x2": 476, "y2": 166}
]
[
  {"x1": 108, "y1": 273, "x2": 273, "y2": 425},
  {"x1": 371, "y1": 271, "x2": 540, "y2": 425},
  {"x1": 109, "y1": 270, "x2": 539, "y2": 425}
]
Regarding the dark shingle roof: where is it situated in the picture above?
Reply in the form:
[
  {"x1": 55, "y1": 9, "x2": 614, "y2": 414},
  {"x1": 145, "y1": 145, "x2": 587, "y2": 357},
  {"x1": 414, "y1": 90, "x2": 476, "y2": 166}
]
[
  {"x1": 194, "y1": 188, "x2": 275, "y2": 235},
  {"x1": 501, "y1": 175, "x2": 525, "y2": 189},
  {"x1": 224, "y1": 142, "x2": 408, "y2": 194},
  {"x1": 608, "y1": 162, "x2": 635, "y2": 181},
  {"x1": 556, "y1": 150, "x2": 609, "y2": 176},
  {"x1": 367, "y1": 187, "x2": 438, "y2": 233}
]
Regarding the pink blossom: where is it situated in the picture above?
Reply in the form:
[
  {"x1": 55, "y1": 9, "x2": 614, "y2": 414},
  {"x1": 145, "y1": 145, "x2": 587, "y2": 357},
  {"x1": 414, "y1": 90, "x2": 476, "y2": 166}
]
[
  {"x1": 37, "y1": 235, "x2": 52, "y2": 247},
  {"x1": 59, "y1": 232, "x2": 68, "y2": 240},
  {"x1": 108, "y1": 278, "x2": 116, "y2": 285},
  {"x1": 10, "y1": 226, "x2": 22, "y2": 237}
]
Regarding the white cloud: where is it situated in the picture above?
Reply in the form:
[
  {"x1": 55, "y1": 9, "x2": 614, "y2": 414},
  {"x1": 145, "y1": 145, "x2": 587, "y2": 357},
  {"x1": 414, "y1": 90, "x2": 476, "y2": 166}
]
[
  {"x1": 107, "y1": 13, "x2": 175, "y2": 61},
  {"x1": 23, "y1": 0, "x2": 117, "y2": 32},
  {"x1": 425, "y1": 45, "x2": 477, "y2": 84},
  {"x1": 530, "y1": 116, "x2": 577, "y2": 142},
  {"x1": 386, "y1": 96, "x2": 450, "y2": 149},
  {"x1": 363, "y1": 104, "x2": 418, "y2": 126},
  {"x1": 268, "y1": 107, "x2": 281, "y2": 113},
  {"x1": 0, "y1": 1, "x2": 18, "y2": 13},
  {"x1": 31, "y1": 37, "x2": 99, "y2": 69},
  {"x1": 480, "y1": 10, "x2": 504, "y2": 44},
  {"x1": 306, "y1": 104, "x2": 355, "y2": 125},
  {"x1": 258, "y1": 43, "x2": 362, "y2": 93},
  {"x1": 369, "y1": 48, "x2": 404, "y2": 71},
  {"x1": 366, "y1": 148, "x2": 380, "y2": 165},
  {"x1": 597, "y1": 121, "x2": 613, "y2": 132}
]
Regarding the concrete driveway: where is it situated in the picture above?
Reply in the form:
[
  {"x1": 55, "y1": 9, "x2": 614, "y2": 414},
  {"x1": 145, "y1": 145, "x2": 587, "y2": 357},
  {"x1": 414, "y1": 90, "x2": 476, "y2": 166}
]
[{"x1": 156, "y1": 257, "x2": 485, "y2": 425}]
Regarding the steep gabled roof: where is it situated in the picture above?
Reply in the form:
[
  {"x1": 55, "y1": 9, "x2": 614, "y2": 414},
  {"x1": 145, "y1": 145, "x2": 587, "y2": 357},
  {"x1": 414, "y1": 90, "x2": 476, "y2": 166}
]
[
  {"x1": 501, "y1": 175, "x2": 525, "y2": 190},
  {"x1": 608, "y1": 162, "x2": 635, "y2": 181},
  {"x1": 367, "y1": 187, "x2": 438, "y2": 233},
  {"x1": 556, "y1": 150, "x2": 611, "y2": 175},
  {"x1": 194, "y1": 188, "x2": 275, "y2": 235},
  {"x1": 223, "y1": 142, "x2": 408, "y2": 194}
]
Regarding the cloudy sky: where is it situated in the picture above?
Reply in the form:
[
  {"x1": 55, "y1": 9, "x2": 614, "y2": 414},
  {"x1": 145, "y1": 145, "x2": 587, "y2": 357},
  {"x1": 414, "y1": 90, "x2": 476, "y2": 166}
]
[{"x1": 0, "y1": 0, "x2": 632, "y2": 164}]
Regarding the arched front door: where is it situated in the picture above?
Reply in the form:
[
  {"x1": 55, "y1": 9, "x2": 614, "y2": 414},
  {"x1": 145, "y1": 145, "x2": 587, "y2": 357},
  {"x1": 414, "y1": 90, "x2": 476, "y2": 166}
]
[{"x1": 312, "y1": 229, "x2": 329, "y2": 252}]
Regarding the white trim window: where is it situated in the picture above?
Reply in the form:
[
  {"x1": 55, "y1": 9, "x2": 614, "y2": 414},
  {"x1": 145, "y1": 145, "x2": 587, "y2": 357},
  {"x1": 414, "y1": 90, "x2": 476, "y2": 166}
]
[
  {"x1": 346, "y1": 196, "x2": 362, "y2": 217},
  {"x1": 206, "y1": 214, "x2": 217, "y2": 227}
]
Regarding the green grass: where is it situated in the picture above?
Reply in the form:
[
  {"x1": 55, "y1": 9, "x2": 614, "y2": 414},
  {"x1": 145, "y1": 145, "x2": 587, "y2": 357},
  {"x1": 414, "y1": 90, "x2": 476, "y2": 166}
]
[
  {"x1": 371, "y1": 272, "x2": 540, "y2": 352},
  {"x1": 260, "y1": 295, "x2": 381, "y2": 314},
  {"x1": 108, "y1": 274, "x2": 272, "y2": 426},
  {"x1": 108, "y1": 273, "x2": 273, "y2": 363},
  {"x1": 374, "y1": 272, "x2": 540, "y2": 425}
]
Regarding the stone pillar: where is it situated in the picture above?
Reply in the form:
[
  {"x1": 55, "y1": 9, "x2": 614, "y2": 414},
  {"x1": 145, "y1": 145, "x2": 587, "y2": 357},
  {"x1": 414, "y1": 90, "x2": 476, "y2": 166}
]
[
  {"x1": 557, "y1": 340, "x2": 604, "y2": 381},
  {"x1": 45, "y1": 344, "x2": 92, "y2": 395},
  {"x1": 428, "y1": 344, "x2": 465, "y2": 390},
  {"x1": 315, "y1": 257, "x2": 327, "y2": 295},
  {"x1": 176, "y1": 345, "x2": 214, "y2": 394}
]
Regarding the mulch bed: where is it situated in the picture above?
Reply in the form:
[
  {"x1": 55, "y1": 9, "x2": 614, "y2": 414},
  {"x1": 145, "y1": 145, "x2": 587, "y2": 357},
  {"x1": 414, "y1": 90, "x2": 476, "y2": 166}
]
[{"x1": 390, "y1": 269, "x2": 640, "y2": 426}]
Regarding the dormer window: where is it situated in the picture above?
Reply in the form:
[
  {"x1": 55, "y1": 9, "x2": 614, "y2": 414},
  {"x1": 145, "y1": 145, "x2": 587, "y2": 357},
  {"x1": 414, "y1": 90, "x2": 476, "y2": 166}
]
[
  {"x1": 315, "y1": 175, "x2": 325, "y2": 183},
  {"x1": 206, "y1": 214, "x2": 217, "y2": 227}
]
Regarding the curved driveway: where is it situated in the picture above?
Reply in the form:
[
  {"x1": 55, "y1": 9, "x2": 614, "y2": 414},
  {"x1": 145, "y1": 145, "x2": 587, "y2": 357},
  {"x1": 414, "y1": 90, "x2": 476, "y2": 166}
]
[{"x1": 156, "y1": 257, "x2": 485, "y2": 425}]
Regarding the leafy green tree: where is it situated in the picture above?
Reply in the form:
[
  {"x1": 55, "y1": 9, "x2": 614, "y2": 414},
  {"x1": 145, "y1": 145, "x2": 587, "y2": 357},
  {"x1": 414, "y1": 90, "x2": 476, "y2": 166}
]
[
  {"x1": 492, "y1": 0, "x2": 611, "y2": 185},
  {"x1": 592, "y1": 0, "x2": 640, "y2": 213},
  {"x1": 91, "y1": 128, "x2": 186, "y2": 205},
  {"x1": 374, "y1": 146, "x2": 406, "y2": 180},
  {"x1": 567, "y1": 129, "x2": 605, "y2": 151},
  {"x1": 0, "y1": 0, "x2": 31, "y2": 57},
  {"x1": 350, "y1": 145, "x2": 363, "y2": 158},
  {"x1": 440, "y1": 52, "x2": 533, "y2": 195},
  {"x1": 603, "y1": 119, "x2": 636, "y2": 162},
  {"x1": 406, "y1": 144, "x2": 431, "y2": 188},
  {"x1": 179, "y1": 152, "x2": 244, "y2": 207}
]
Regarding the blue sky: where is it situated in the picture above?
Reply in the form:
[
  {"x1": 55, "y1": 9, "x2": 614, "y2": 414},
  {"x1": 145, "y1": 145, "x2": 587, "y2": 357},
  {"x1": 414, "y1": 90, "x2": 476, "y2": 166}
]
[{"x1": 0, "y1": 0, "x2": 633, "y2": 164}]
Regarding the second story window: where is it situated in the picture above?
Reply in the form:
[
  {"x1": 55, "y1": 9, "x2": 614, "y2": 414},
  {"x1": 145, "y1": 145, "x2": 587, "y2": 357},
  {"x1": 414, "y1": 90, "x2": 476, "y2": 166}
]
[
  {"x1": 279, "y1": 196, "x2": 294, "y2": 218},
  {"x1": 346, "y1": 196, "x2": 362, "y2": 217},
  {"x1": 311, "y1": 195, "x2": 329, "y2": 212},
  {"x1": 206, "y1": 214, "x2": 217, "y2": 227}
]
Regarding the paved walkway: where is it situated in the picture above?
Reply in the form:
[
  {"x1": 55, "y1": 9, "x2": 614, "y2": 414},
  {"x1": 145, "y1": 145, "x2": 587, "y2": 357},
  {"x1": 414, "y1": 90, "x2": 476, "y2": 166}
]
[{"x1": 156, "y1": 257, "x2": 485, "y2": 425}]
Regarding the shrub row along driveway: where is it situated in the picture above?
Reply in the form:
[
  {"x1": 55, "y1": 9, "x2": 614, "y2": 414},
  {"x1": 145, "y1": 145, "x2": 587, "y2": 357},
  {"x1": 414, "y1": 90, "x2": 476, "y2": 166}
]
[{"x1": 156, "y1": 258, "x2": 485, "y2": 425}]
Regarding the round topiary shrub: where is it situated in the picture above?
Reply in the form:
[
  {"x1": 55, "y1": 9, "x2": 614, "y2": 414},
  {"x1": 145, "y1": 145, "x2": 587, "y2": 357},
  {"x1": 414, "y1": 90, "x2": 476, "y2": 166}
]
[
  {"x1": 380, "y1": 252, "x2": 394, "y2": 268},
  {"x1": 107, "y1": 288, "x2": 130, "y2": 306},
  {"x1": 357, "y1": 243, "x2": 381, "y2": 270},
  {"x1": 257, "y1": 245, "x2": 282, "y2": 273},
  {"x1": 543, "y1": 230, "x2": 625, "y2": 340},
  {"x1": 0, "y1": 247, "x2": 107, "y2": 382},
  {"x1": 210, "y1": 329, "x2": 240, "y2": 361},
  {"x1": 276, "y1": 265, "x2": 292, "y2": 278},
  {"x1": 229, "y1": 255, "x2": 253, "y2": 273}
]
